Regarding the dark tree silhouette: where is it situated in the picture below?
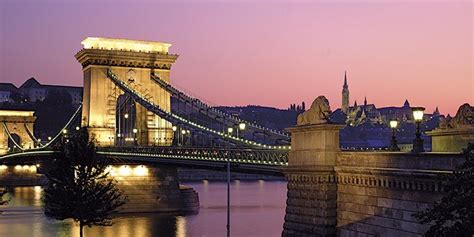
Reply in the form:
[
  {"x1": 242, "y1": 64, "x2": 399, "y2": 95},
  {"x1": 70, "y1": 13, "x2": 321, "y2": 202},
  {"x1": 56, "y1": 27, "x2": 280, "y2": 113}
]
[
  {"x1": 414, "y1": 143, "x2": 474, "y2": 236},
  {"x1": 43, "y1": 129, "x2": 127, "y2": 237}
]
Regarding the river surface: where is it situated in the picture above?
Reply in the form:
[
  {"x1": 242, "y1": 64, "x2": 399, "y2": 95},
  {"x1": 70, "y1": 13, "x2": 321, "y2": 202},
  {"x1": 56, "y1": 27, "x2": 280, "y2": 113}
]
[{"x1": 0, "y1": 181, "x2": 287, "y2": 237}]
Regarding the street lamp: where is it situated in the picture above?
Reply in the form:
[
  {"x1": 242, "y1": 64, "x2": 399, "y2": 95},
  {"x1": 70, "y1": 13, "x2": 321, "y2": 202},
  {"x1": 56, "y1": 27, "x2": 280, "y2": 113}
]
[
  {"x1": 388, "y1": 119, "x2": 400, "y2": 151},
  {"x1": 62, "y1": 129, "x2": 68, "y2": 135},
  {"x1": 411, "y1": 107, "x2": 425, "y2": 153},
  {"x1": 227, "y1": 127, "x2": 234, "y2": 135},
  {"x1": 237, "y1": 123, "x2": 246, "y2": 138},
  {"x1": 132, "y1": 128, "x2": 138, "y2": 146},
  {"x1": 124, "y1": 113, "x2": 129, "y2": 119},
  {"x1": 75, "y1": 126, "x2": 80, "y2": 131},
  {"x1": 172, "y1": 126, "x2": 178, "y2": 146}
]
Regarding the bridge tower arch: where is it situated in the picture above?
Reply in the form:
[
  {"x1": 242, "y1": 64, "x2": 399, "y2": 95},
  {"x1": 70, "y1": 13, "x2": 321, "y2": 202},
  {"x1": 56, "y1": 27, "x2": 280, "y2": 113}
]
[
  {"x1": 75, "y1": 37, "x2": 178, "y2": 147},
  {"x1": 0, "y1": 110, "x2": 37, "y2": 154}
]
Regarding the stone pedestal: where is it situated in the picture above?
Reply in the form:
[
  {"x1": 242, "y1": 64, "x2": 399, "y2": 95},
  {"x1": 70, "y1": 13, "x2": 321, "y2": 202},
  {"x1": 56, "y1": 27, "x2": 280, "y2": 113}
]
[
  {"x1": 427, "y1": 128, "x2": 474, "y2": 152},
  {"x1": 0, "y1": 110, "x2": 36, "y2": 155},
  {"x1": 282, "y1": 124, "x2": 343, "y2": 237},
  {"x1": 112, "y1": 164, "x2": 199, "y2": 213}
]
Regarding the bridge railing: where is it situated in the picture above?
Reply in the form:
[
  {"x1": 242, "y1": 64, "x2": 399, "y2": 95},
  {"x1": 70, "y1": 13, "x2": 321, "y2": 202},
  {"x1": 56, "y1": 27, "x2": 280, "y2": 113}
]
[{"x1": 98, "y1": 146, "x2": 289, "y2": 166}]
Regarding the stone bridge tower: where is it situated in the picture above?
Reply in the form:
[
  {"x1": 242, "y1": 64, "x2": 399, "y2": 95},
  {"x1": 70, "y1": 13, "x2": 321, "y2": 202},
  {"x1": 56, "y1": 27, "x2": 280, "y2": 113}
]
[
  {"x1": 0, "y1": 110, "x2": 37, "y2": 155},
  {"x1": 75, "y1": 37, "x2": 178, "y2": 147}
]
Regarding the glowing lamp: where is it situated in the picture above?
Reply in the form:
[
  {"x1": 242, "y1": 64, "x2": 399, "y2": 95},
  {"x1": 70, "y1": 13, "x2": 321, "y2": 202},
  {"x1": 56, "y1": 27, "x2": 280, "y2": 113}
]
[
  {"x1": 124, "y1": 113, "x2": 129, "y2": 119},
  {"x1": 62, "y1": 129, "x2": 68, "y2": 134},
  {"x1": 172, "y1": 126, "x2": 177, "y2": 132},
  {"x1": 412, "y1": 107, "x2": 425, "y2": 122},
  {"x1": 181, "y1": 130, "x2": 186, "y2": 135},
  {"x1": 238, "y1": 123, "x2": 246, "y2": 131},
  {"x1": 132, "y1": 128, "x2": 138, "y2": 134},
  {"x1": 227, "y1": 127, "x2": 234, "y2": 134},
  {"x1": 411, "y1": 107, "x2": 425, "y2": 153},
  {"x1": 389, "y1": 120, "x2": 398, "y2": 129},
  {"x1": 75, "y1": 126, "x2": 80, "y2": 131}
]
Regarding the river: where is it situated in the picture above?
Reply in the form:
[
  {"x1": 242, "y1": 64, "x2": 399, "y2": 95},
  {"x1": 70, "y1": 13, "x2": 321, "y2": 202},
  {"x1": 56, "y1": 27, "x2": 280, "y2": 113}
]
[{"x1": 0, "y1": 180, "x2": 287, "y2": 237}]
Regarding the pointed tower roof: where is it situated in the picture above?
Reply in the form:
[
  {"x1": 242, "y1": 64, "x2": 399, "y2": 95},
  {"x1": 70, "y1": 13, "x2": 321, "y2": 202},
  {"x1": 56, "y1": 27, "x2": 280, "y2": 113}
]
[
  {"x1": 403, "y1": 99, "x2": 410, "y2": 107},
  {"x1": 354, "y1": 100, "x2": 358, "y2": 107},
  {"x1": 364, "y1": 96, "x2": 367, "y2": 106},
  {"x1": 343, "y1": 70, "x2": 348, "y2": 89},
  {"x1": 433, "y1": 106, "x2": 440, "y2": 115}
]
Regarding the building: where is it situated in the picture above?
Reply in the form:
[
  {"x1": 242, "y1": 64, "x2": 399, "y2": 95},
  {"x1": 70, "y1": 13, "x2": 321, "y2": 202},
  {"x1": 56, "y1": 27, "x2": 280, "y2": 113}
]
[
  {"x1": 332, "y1": 72, "x2": 440, "y2": 126},
  {"x1": 0, "y1": 78, "x2": 83, "y2": 105},
  {"x1": 0, "y1": 83, "x2": 19, "y2": 103}
]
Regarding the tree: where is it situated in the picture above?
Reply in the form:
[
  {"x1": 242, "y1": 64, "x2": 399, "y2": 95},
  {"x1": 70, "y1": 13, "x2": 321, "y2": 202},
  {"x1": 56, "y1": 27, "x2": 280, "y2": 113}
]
[
  {"x1": 43, "y1": 128, "x2": 127, "y2": 237},
  {"x1": 414, "y1": 143, "x2": 474, "y2": 236}
]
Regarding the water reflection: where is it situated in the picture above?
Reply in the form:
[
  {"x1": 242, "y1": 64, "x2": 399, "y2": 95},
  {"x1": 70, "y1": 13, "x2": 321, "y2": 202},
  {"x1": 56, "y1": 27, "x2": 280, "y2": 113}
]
[{"x1": 0, "y1": 181, "x2": 287, "y2": 237}]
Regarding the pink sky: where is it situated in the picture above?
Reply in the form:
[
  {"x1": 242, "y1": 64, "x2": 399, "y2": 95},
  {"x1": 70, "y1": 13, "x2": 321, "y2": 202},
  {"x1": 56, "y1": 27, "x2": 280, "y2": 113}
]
[{"x1": 0, "y1": 0, "x2": 472, "y2": 115}]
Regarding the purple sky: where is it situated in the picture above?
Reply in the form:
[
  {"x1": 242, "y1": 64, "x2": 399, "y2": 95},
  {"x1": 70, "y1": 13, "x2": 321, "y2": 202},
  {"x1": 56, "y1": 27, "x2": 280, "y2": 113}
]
[{"x1": 0, "y1": 0, "x2": 472, "y2": 115}]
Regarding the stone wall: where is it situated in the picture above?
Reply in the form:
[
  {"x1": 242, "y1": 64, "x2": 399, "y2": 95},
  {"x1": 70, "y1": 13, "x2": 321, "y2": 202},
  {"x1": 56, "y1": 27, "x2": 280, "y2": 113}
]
[
  {"x1": 111, "y1": 164, "x2": 199, "y2": 213},
  {"x1": 0, "y1": 165, "x2": 45, "y2": 186},
  {"x1": 336, "y1": 152, "x2": 463, "y2": 236},
  {"x1": 283, "y1": 122, "x2": 466, "y2": 236}
]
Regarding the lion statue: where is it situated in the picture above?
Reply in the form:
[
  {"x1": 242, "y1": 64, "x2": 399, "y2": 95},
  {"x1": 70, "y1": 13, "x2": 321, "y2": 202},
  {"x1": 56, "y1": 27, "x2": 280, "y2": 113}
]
[
  {"x1": 297, "y1": 96, "x2": 331, "y2": 125},
  {"x1": 449, "y1": 103, "x2": 474, "y2": 128}
]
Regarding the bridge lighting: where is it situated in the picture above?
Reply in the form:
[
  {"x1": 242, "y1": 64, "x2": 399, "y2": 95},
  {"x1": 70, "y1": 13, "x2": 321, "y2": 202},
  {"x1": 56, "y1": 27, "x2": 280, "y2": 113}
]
[
  {"x1": 0, "y1": 165, "x2": 7, "y2": 170},
  {"x1": 227, "y1": 127, "x2": 233, "y2": 134},
  {"x1": 119, "y1": 165, "x2": 131, "y2": 176},
  {"x1": 389, "y1": 119, "x2": 400, "y2": 151},
  {"x1": 75, "y1": 126, "x2": 80, "y2": 131},
  {"x1": 411, "y1": 107, "x2": 425, "y2": 153},
  {"x1": 124, "y1": 113, "x2": 129, "y2": 119},
  {"x1": 172, "y1": 126, "x2": 177, "y2": 132},
  {"x1": 132, "y1": 128, "x2": 138, "y2": 134},
  {"x1": 48, "y1": 136, "x2": 52, "y2": 141},
  {"x1": 238, "y1": 123, "x2": 246, "y2": 131},
  {"x1": 134, "y1": 165, "x2": 148, "y2": 176},
  {"x1": 14, "y1": 165, "x2": 22, "y2": 170},
  {"x1": 181, "y1": 130, "x2": 186, "y2": 135},
  {"x1": 186, "y1": 130, "x2": 190, "y2": 134},
  {"x1": 62, "y1": 129, "x2": 68, "y2": 134}
]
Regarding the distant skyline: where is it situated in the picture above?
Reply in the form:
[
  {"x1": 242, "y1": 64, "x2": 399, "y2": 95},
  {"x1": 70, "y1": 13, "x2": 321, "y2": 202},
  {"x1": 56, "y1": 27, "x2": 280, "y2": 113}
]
[{"x1": 1, "y1": 0, "x2": 472, "y2": 115}]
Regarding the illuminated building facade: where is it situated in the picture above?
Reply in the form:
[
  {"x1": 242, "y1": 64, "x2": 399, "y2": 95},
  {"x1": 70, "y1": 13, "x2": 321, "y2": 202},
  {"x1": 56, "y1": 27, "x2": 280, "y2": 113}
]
[{"x1": 75, "y1": 37, "x2": 178, "y2": 147}]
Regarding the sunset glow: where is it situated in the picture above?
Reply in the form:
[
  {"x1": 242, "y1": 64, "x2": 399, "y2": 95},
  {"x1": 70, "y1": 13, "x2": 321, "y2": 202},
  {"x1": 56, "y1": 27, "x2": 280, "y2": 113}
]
[{"x1": 0, "y1": 0, "x2": 472, "y2": 115}]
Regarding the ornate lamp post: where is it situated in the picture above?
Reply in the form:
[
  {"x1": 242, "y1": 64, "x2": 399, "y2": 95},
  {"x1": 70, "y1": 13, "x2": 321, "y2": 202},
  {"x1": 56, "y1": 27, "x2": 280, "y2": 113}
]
[
  {"x1": 172, "y1": 126, "x2": 178, "y2": 146},
  {"x1": 411, "y1": 107, "x2": 425, "y2": 153},
  {"x1": 388, "y1": 119, "x2": 400, "y2": 151},
  {"x1": 226, "y1": 126, "x2": 234, "y2": 237},
  {"x1": 237, "y1": 123, "x2": 246, "y2": 138},
  {"x1": 132, "y1": 128, "x2": 138, "y2": 146},
  {"x1": 181, "y1": 129, "x2": 186, "y2": 146}
]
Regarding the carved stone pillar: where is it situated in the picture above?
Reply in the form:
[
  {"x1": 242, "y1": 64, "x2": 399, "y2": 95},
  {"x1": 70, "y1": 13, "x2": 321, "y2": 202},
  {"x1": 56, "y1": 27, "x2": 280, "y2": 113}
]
[{"x1": 282, "y1": 96, "x2": 343, "y2": 237}]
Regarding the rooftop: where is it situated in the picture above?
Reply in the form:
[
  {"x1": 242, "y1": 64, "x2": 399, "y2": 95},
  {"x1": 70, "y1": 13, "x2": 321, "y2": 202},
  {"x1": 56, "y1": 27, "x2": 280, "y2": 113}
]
[{"x1": 81, "y1": 37, "x2": 172, "y2": 54}]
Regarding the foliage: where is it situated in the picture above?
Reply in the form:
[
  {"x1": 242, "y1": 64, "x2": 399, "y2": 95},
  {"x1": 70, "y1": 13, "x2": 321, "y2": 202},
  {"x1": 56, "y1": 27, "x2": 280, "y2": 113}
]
[
  {"x1": 43, "y1": 128, "x2": 127, "y2": 237},
  {"x1": 0, "y1": 189, "x2": 7, "y2": 206},
  {"x1": 414, "y1": 143, "x2": 474, "y2": 236}
]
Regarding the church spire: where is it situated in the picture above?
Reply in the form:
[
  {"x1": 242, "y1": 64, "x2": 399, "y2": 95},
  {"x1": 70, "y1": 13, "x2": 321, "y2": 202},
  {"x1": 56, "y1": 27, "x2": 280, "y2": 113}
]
[
  {"x1": 403, "y1": 99, "x2": 410, "y2": 107},
  {"x1": 364, "y1": 96, "x2": 367, "y2": 106},
  {"x1": 343, "y1": 71, "x2": 348, "y2": 87},
  {"x1": 341, "y1": 70, "x2": 350, "y2": 113}
]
